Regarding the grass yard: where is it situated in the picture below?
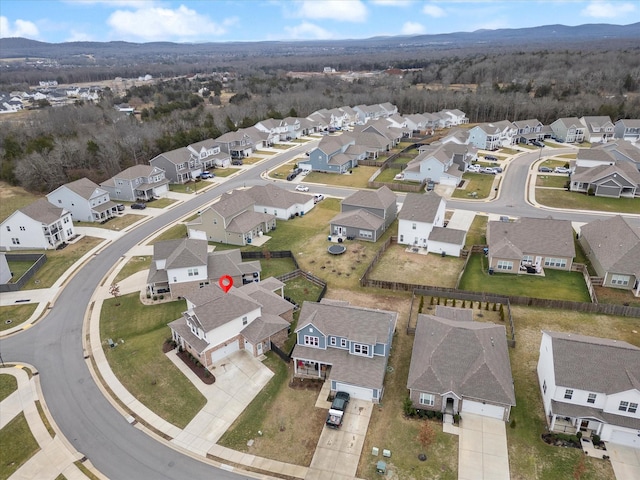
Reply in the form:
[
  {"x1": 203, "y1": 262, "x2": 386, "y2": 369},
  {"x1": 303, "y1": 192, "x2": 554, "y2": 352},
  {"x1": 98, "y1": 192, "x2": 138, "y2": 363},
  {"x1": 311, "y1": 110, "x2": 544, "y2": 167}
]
[
  {"x1": 452, "y1": 173, "x2": 495, "y2": 199},
  {"x1": 211, "y1": 168, "x2": 240, "y2": 177},
  {"x1": 259, "y1": 257, "x2": 297, "y2": 280},
  {"x1": 536, "y1": 175, "x2": 569, "y2": 188},
  {"x1": 114, "y1": 256, "x2": 151, "y2": 284},
  {"x1": 506, "y1": 306, "x2": 640, "y2": 480},
  {"x1": 5, "y1": 259, "x2": 34, "y2": 282},
  {"x1": 0, "y1": 412, "x2": 40, "y2": 480},
  {"x1": 464, "y1": 215, "x2": 488, "y2": 247},
  {"x1": 74, "y1": 214, "x2": 140, "y2": 231},
  {"x1": 146, "y1": 198, "x2": 177, "y2": 209},
  {"x1": 0, "y1": 374, "x2": 18, "y2": 402},
  {"x1": 594, "y1": 286, "x2": 640, "y2": 307},
  {"x1": 21, "y1": 236, "x2": 103, "y2": 290},
  {"x1": 238, "y1": 156, "x2": 264, "y2": 165},
  {"x1": 0, "y1": 304, "x2": 38, "y2": 332},
  {"x1": 539, "y1": 159, "x2": 571, "y2": 169},
  {"x1": 100, "y1": 293, "x2": 206, "y2": 428},
  {"x1": 283, "y1": 275, "x2": 325, "y2": 307},
  {"x1": 0, "y1": 181, "x2": 41, "y2": 222},
  {"x1": 374, "y1": 167, "x2": 418, "y2": 185},
  {"x1": 269, "y1": 161, "x2": 299, "y2": 179},
  {"x1": 150, "y1": 224, "x2": 187, "y2": 243},
  {"x1": 304, "y1": 166, "x2": 378, "y2": 189},
  {"x1": 499, "y1": 147, "x2": 519, "y2": 155},
  {"x1": 369, "y1": 244, "x2": 465, "y2": 288},
  {"x1": 169, "y1": 183, "x2": 195, "y2": 194},
  {"x1": 458, "y1": 254, "x2": 591, "y2": 302},
  {"x1": 535, "y1": 189, "x2": 640, "y2": 214}
]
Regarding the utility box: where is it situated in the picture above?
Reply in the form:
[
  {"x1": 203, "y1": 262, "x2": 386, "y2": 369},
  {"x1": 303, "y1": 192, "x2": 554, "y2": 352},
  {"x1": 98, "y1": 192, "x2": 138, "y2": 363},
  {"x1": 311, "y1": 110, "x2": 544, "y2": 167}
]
[
  {"x1": 372, "y1": 447, "x2": 379, "y2": 456},
  {"x1": 383, "y1": 449, "x2": 391, "y2": 458},
  {"x1": 376, "y1": 460, "x2": 387, "y2": 474}
]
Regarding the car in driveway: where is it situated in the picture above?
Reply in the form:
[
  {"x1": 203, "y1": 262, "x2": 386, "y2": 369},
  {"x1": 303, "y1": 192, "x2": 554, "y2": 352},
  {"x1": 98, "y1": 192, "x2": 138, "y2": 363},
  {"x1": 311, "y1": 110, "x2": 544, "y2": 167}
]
[
  {"x1": 314, "y1": 194, "x2": 325, "y2": 203},
  {"x1": 295, "y1": 184, "x2": 309, "y2": 192},
  {"x1": 199, "y1": 171, "x2": 214, "y2": 179},
  {"x1": 484, "y1": 154, "x2": 498, "y2": 161},
  {"x1": 232, "y1": 159, "x2": 243, "y2": 166},
  {"x1": 467, "y1": 164, "x2": 481, "y2": 173},
  {"x1": 554, "y1": 166, "x2": 571, "y2": 174},
  {"x1": 131, "y1": 202, "x2": 147, "y2": 210},
  {"x1": 326, "y1": 392, "x2": 350, "y2": 429},
  {"x1": 538, "y1": 166, "x2": 553, "y2": 173},
  {"x1": 481, "y1": 167, "x2": 497, "y2": 174},
  {"x1": 116, "y1": 204, "x2": 125, "y2": 212}
]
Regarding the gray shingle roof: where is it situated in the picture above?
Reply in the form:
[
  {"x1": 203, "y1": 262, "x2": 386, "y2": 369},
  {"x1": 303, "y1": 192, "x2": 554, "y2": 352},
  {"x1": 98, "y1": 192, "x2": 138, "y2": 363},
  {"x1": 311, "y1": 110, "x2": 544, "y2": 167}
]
[
  {"x1": 226, "y1": 210, "x2": 274, "y2": 234},
  {"x1": 19, "y1": 198, "x2": 67, "y2": 225},
  {"x1": 206, "y1": 249, "x2": 261, "y2": 280},
  {"x1": 240, "y1": 313, "x2": 289, "y2": 344},
  {"x1": 398, "y1": 193, "x2": 443, "y2": 223},
  {"x1": 544, "y1": 330, "x2": 640, "y2": 394},
  {"x1": 487, "y1": 217, "x2": 575, "y2": 259},
  {"x1": 330, "y1": 209, "x2": 384, "y2": 230},
  {"x1": 246, "y1": 184, "x2": 312, "y2": 209},
  {"x1": 191, "y1": 287, "x2": 262, "y2": 332},
  {"x1": 408, "y1": 314, "x2": 515, "y2": 406},
  {"x1": 59, "y1": 177, "x2": 103, "y2": 200},
  {"x1": 580, "y1": 215, "x2": 640, "y2": 277},
  {"x1": 342, "y1": 186, "x2": 396, "y2": 211},
  {"x1": 152, "y1": 147, "x2": 191, "y2": 165},
  {"x1": 153, "y1": 238, "x2": 208, "y2": 270},
  {"x1": 428, "y1": 226, "x2": 467, "y2": 245}
]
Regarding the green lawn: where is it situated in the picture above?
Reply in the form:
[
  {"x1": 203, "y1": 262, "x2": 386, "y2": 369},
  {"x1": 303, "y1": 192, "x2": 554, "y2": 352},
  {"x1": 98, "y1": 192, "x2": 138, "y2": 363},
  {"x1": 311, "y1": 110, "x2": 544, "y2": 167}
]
[
  {"x1": 464, "y1": 215, "x2": 488, "y2": 247},
  {"x1": 0, "y1": 374, "x2": 18, "y2": 402},
  {"x1": 5, "y1": 260, "x2": 34, "y2": 282},
  {"x1": 452, "y1": 173, "x2": 495, "y2": 199},
  {"x1": 213, "y1": 168, "x2": 241, "y2": 177},
  {"x1": 458, "y1": 254, "x2": 591, "y2": 302},
  {"x1": 304, "y1": 166, "x2": 378, "y2": 188},
  {"x1": 283, "y1": 275, "x2": 325, "y2": 307},
  {"x1": 0, "y1": 182, "x2": 41, "y2": 222},
  {"x1": 74, "y1": 214, "x2": 140, "y2": 231},
  {"x1": 21, "y1": 237, "x2": 104, "y2": 290},
  {"x1": 114, "y1": 256, "x2": 151, "y2": 284},
  {"x1": 147, "y1": 198, "x2": 177, "y2": 209},
  {"x1": 259, "y1": 257, "x2": 298, "y2": 279},
  {"x1": 0, "y1": 304, "x2": 38, "y2": 332},
  {"x1": 0, "y1": 412, "x2": 40, "y2": 480},
  {"x1": 169, "y1": 183, "x2": 195, "y2": 194},
  {"x1": 100, "y1": 294, "x2": 206, "y2": 428},
  {"x1": 536, "y1": 175, "x2": 569, "y2": 188},
  {"x1": 535, "y1": 189, "x2": 640, "y2": 214},
  {"x1": 150, "y1": 224, "x2": 187, "y2": 243}
]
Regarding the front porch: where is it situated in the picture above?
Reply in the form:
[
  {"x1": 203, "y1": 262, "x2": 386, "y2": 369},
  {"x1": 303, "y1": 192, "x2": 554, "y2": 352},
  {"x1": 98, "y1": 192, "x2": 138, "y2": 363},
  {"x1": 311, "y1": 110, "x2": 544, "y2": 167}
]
[
  {"x1": 549, "y1": 413, "x2": 601, "y2": 439},
  {"x1": 294, "y1": 359, "x2": 331, "y2": 380}
]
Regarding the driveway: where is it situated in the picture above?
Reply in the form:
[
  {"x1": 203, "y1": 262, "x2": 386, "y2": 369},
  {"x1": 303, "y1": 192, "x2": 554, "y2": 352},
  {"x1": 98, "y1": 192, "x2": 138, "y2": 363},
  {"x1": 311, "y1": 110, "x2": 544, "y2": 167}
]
[
  {"x1": 458, "y1": 413, "x2": 510, "y2": 480},
  {"x1": 306, "y1": 399, "x2": 373, "y2": 480},
  {"x1": 607, "y1": 444, "x2": 640, "y2": 480}
]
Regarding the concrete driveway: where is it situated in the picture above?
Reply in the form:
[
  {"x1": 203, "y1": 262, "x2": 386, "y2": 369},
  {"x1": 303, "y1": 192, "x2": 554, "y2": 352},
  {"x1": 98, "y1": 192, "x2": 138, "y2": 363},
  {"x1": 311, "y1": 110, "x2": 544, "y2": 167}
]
[
  {"x1": 306, "y1": 399, "x2": 373, "y2": 480},
  {"x1": 607, "y1": 444, "x2": 640, "y2": 480},
  {"x1": 458, "y1": 413, "x2": 510, "y2": 480}
]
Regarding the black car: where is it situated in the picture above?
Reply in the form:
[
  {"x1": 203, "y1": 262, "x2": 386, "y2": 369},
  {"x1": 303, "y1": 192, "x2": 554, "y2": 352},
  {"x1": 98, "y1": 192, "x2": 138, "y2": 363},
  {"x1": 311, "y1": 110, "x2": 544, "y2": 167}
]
[
  {"x1": 538, "y1": 166, "x2": 552, "y2": 173},
  {"x1": 484, "y1": 154, "x2": 498, "y2": 161},
  {"x1": 232, "y1": 159, "x2": 243, "y2": 165},
  {"x1": 131, "y1": 202, "x2": 147, "y2": 209}
]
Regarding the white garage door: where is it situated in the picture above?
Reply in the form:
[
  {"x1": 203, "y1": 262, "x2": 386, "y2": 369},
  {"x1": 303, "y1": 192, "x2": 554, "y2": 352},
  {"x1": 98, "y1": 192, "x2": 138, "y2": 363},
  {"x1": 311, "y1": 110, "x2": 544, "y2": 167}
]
[
  {"x1": 334, "y1": 382, "x2": 373, "y2": 402},
  {"x1": 209, "y1": 340, "x2": 239, "y2": 364},
  {"x1": 461, "y1": 400, "x2": 505, "y2": 420},
  {"x1": 609, "y1": 429, "x2": 640, "y2": 448}
]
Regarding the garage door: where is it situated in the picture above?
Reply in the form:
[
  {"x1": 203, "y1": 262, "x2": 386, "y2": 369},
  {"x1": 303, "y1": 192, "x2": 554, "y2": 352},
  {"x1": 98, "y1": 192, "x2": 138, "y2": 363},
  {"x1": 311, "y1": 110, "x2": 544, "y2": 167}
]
[
  {"x1": 461, "y1": 400, "x2": 505, "y2": 420},
  {"x1": 609, "y1": 429, "x2": 640, "y2": 448},
  {"x1": 209, "y1": 340, "x2": 239, "y2": 364},
  {"x1": 334, "y1": 382, "x2": 373, "y2": 402}
]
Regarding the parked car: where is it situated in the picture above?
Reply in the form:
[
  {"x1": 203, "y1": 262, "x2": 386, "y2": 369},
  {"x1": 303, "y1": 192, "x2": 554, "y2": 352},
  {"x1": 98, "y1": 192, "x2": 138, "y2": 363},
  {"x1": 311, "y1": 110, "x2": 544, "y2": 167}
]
[
  {"x1": 314, "y1": 194, "x2": 325, "y2": 203},
  {"x1": 326, "y1": 392, "x2": 350, "y2": 429},
  {"x1": 492, "y1": 166, "x2": 503, "y2": 173},
  {"x1": 131, "y1": 202, "x2": 147, "y2": 209},
  {"x1": 286, "y1": 172, "x2": 297, "y2": 181},
  {"x1": 232, "y1": 159, "x2": 243, "y2": 165},
  {"x1": 554, "y1": 167, "x2": 571, "y2": 174},
  {"x1": 538, "y1": 166, "x2": 553, "y2": 173},
  {"x1": 199, "y1": 171, "x2": 214, "y2": 179},
  {"x1": 531, "y1": 140, "x2": 544, "y2": 147},
  {"x1": 426, "y1": 180, "x2": 435, "y2": 191},
  {"x1": 116, "y1": 204, "x2": 125, "y2": 212},
  {"x1": 467, "y1": 164, "x2": 481, "y2": 173},
  {"x1": 481, "y1": 167, "x2": 497, "y2": 174},
  {"x1": 484, "y1": 154, "x2": 498, "y2": 161},
  {"x1": 295, "y1": 184, "x2": 309, "y2": 192}
]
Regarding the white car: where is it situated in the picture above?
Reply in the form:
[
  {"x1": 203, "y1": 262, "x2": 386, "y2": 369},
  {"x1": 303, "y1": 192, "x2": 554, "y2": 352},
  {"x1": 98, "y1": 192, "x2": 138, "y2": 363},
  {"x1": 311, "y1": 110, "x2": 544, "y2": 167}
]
[
  {"x1": 467, "y1": 164, "x2": 481, "y2": 173},
  {"x1": 295, "y1": 185, "x2": 309, "y2": 192},
  {"x1": 554, "y1": 167, "x2": 571, "y2": 174},
  {"x1": 314, "y1": 194, "x2": 325, "y2": 203}
]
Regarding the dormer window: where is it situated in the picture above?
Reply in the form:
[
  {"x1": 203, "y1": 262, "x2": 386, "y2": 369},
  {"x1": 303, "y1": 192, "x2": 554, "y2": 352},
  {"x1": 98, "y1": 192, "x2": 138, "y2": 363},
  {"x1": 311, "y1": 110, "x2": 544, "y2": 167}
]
[
  {"x1": 353, "y1": 344, "x2": 369, "y2": 356},
  {"x1": 304, "y1": 335, "x2": 319, "y2": 347}
]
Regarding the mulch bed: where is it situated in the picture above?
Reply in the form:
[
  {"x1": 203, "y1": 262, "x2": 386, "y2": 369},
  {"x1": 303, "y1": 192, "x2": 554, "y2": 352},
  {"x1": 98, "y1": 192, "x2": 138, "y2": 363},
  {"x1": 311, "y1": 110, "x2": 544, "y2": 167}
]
[
  {"x1": 288, "y1": 377, "x2": 324, "y2": 391},
  {"x1": 164, "y1": 341, "x2": 215, "y2": 385}
]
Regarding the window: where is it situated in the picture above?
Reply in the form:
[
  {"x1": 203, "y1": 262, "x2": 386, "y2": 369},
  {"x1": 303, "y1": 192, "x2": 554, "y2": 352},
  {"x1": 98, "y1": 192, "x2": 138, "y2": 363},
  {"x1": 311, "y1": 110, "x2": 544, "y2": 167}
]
[
  {"x1": 542, "y1": 380, "x2": 547, "y2": 394},
  {"x1": 399, "y1": 235, "x2": 404, "y2": 243},
  {"x1": 19, "y1": 226, "x2": 25, "y2": 231},
  {"x1": 187, "y1": 268, "x2": 199, "y2": 277},
  {"x1": 497, "y1": 260, "x2": 513, "y2": 270},
  {"x1": 359, "y1": 230, "x2": 373, "y2": 239},
  {"x1": 412, "y1": 223, "x2": 416, "y2": 230},
  {"x1": 630, "y1": 403, "x2": 638, "y2": 413},
  {"x1": 63, "y1": 217, "x2": 69, "y2": 223},
  {"x1": 6, "y1": 226, "x2": 11, "y2": 232},
  {"x1": 11, "y1": 238, "x2": 20, "y2": 245},
  {"x1": 353, "y1": 343, "x2": 369, "y2": 356},
  {"x1": 544, "y1": 257, "x2": 567, "y2": 268},
  {"x1": 564, "y1": 389, "x2": 573, "y2": 400},
  {"x1": 419, "y1": 393, "x2": 435, "y2": 406},
  {"x1": 587, "y1": 393, "x2": 597, "y2": 404},
  {"x1": 619, "y1": 401, "x2": 637, "y2": 413},
  {"x1": 58, "y1": 199, "x2": 62, "y2": 203},
  {"x1": 340, "y1": 338, "x2": 347, "y2": 348},
  {"x1": 242, "y1": 316, "x2": 248, "y2": 326},
  {"x1": 610, "y1": 274, "x2": 630, "y2": 286},
  {"x1": 304, "y1": 335, "x2": 319, "y2": 347},
  {"x1": 619, "y1": 401, "x2": 629, "y2": 412},
  {"x1": 522, "y1": 255, "x2": 533, "y2": 263},
  {"x1": 330, "y1": 337, "x2": 336, "y2": 346}
]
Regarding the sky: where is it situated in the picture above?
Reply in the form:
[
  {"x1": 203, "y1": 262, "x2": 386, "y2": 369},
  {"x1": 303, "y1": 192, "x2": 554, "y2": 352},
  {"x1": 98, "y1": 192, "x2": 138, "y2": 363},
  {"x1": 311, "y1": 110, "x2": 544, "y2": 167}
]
[{"x1": 0, "y1": 0, "x2": 639, "y2": 44}]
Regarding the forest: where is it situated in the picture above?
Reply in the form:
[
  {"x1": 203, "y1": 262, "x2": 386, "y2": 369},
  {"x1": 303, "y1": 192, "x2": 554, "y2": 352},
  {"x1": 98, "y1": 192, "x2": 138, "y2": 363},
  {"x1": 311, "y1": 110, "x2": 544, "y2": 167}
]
[{"x1": 1, "y1": 39, "x2": 639, "y2": 192}]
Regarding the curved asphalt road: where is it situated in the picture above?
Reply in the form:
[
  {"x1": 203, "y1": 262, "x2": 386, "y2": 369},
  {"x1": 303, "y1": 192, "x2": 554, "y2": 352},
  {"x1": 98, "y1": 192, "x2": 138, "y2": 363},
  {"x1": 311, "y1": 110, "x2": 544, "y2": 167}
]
[{"x1": 0, "y1": 141, "x2": 637, "y2": 479}]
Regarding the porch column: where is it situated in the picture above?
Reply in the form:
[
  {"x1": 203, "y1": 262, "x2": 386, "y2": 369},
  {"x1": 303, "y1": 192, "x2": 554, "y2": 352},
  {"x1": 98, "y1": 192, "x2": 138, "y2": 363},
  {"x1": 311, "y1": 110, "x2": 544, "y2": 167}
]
[{"x1": 550, "y1": 414, "x2": 557, "y2": 431}]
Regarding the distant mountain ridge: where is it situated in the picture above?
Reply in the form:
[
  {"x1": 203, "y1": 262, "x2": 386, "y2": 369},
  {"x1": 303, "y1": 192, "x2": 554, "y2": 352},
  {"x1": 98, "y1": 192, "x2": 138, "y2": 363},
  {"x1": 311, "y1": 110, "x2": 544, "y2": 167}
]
[{"x1": 1, "y1": 22, "x2": 639, "y2": 60}]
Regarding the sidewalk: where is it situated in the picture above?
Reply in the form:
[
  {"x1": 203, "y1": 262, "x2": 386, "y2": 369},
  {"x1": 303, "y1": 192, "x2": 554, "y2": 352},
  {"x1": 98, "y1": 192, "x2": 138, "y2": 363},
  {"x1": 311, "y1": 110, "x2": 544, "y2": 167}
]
[{"x1": 0, "y1": 364, "x2": 104, "y2": 480}]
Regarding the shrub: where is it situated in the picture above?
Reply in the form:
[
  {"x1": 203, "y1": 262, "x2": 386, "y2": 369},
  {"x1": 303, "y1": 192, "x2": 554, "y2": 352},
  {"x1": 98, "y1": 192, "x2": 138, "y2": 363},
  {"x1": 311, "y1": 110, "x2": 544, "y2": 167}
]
[
  {"x1": 592, "y1": 434, "x2": 601, "y2": 445},
  {"x1": 492, "y1": 303, "x2": 497, "y2": 311},
  {"x1": 452, "y1": 298, "x2": 457, "y2": 307},
  {"x1": 461, "y1": 300, "x2": 466, "y2": 308},
  {"x1": 146, "y1": 293, "x2": 151, "y2": 299},
  {"x1": 435, "y1": 411, "x2": 443, "y2": 420},
  {"x1": 418, "y1": 296, "x2": 424, "y2": 314},
  {"x1": 436, "y1": 297, "x2": 440, "y2": 305},
  {"x1": 159, "y1": 294, "x2": 164, "y2": 300},
  {"x1": 430, "y1": 296, "x2": 434, "y2": 306},
  {"x1": 499, "y1": 304, "x2": 505, "y2": 321},
  {"x1": 453, "y1": 413, "x2": 461, "y2": 424},
  {"x1": 576, "y1": 431, "x2": 582, "y2": 440},
  {"x1": 485, "y1": 301, "x2": 490, "y2": 310},
  {"x1": 403, "y1": 397, "x2": 416, "y2": 417},
  {"x1": 426, "y1": 410, "x2": 435, "y2": 419},
  {"x1": 510, "y1": 419, "x2": 516, "y2": 429},
  {"x1": 153, "y1": 295, "x2": 158, "y2": 301}
]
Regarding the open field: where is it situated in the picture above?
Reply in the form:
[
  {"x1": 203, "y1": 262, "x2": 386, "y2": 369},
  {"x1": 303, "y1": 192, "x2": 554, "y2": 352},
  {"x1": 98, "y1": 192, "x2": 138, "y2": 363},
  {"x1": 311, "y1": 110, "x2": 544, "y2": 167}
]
[
  {"x1": 0, "y1": 182, "x2": 41, "y2": 222},
  {"x1": 304, "y1": 166, "x2": 378, "y2": 189},
  {"x1": 535, "y1": 189, "x2": 640, "y2": 214}
]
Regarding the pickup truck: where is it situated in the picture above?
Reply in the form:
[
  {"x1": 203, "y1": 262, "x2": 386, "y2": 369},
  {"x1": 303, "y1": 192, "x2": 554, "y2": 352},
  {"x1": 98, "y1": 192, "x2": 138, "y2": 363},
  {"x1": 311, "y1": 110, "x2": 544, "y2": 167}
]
[{"x1": 326, "y1": 391, "x2": 350, "y2": 429}]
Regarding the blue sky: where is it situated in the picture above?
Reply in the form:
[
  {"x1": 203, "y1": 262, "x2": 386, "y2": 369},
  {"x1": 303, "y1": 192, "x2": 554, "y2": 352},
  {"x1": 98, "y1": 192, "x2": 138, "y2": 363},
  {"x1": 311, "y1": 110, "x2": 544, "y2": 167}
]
[{"x1": 1, "y1": 0, "x2": 639, "y2": 44}]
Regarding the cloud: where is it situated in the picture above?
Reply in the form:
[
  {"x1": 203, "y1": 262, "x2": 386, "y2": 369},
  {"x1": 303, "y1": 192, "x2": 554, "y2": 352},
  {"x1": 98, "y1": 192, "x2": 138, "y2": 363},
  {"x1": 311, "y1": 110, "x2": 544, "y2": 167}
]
[
  {"x1": 63, "y1": 0, "x2": 151, "y2": 6},
  {"x1": 296, "y1": 0, "x2": 368, "y2": 22},
  {"x1": 65, "y1": 30, "x2": 94, "y2": 42},
  {"x1": 107, "y1": 5, "x2": 234, "y2": 41},
  {"x1": 401, "y1": 21, "x2": 426, "y2": 35},
  {"x1": 372, "y1": 0, "x2": 412, "y2": 6},
  {"x1": 282, "y1": 22, "x2": 334, "y2": 40},
  {"x1": 581, "y1": 1, "x2": 636, "y2": 18},
  {"x1": 422, "y1": 4, "x2": 446, "y2": 18},
  {"x1": 0, "y1": 16, "x2": 40, "y2": 38}
]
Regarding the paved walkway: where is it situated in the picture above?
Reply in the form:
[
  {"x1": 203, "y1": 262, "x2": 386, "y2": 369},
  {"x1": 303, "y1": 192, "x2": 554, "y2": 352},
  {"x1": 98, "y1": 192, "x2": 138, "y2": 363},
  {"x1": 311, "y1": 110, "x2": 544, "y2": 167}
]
[
  {"x1": 458, "y1": 413, "x2": 510, "y2": 480},
  {"x1": 607, "y1": 443, "x2": 640, "y2": 480},
  {"x1": 0, "y1": 364, "x2": 104, "y2": 480}
]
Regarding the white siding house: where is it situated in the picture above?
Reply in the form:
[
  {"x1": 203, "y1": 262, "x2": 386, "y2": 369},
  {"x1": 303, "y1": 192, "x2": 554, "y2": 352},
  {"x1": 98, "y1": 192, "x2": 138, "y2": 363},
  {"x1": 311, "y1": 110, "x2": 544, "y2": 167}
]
[{"x1": 47, "y1": 177, "x2": 117, "y2": 223}]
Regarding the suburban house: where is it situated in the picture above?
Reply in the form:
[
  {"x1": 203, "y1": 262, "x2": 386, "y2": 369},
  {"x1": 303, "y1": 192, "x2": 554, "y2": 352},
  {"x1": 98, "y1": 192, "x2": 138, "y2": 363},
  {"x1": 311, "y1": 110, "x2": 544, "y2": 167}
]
[
  {"x1": 149, "y1": 147, "x2": 207, "y2": 184},
  {"x1": 100, "y1": 165, "x2": 169, "y2": 202},
  {"x1": 346, "y1": 130, "x2": 394, "y2": 157},
  {"x1": 0, "y1": 198, "x2": 75, "y2": 251},
  {"x1": 187, "y1": 138, "x2": 231, "y2": 168},
  {"x1": 168, "y1": 278, "x2": 294, "y2": 366},
  {"x1": 486, "y1": 217, "x2": 576, "y2": 274},
  {"x1": 397, "y1": 193, "x2": 467, "y2": 257},
  {"x1": 404, "y1": 113, "x2": 429, "y2": 134},
  {"x1": 402, "y1": 143, "x2": 465, "y2": 186},
  {"x1": 513, "y1": 119, "x2": 544, "y2": 143},
  {"x1": 146, "y1": 238, "x2": 261, "y2": 298},
  {"x1": 578, "y1": 215, "x2": 640, "y2": 296},
  {"x1": 467, "y1": 121, "x2": 517, "y2": 150},
  {"x1": 570, "y1": 161, "x2": 640, "y2": 198},
  {"x1": 213, "y1": 130, "x2": 254, "y2": 159},
  {"x1": 254, "y1": 118, "x2": 290, "y2": 143},
  {"x1": 187, "y1": 185, "x2": 313, "y2": 245},
  {"x1": 299, "y1": 134, "x2": 367, "y2": 173},
  {"x1": 537, "y1": 330, "x2": 640, "y2": 447},
  {"x1": 0, "y1": 253, "x2": 12, "y2": 284},
  {"x1": 291, "y1": 299, "x2": 398, "y2": 402},
  {"x1": 593, "y1": 140, "x2": 640, "y2": 172},
  {"x1": 47, "y1": 177, "x2": 117, "y2": 223},
  {"x1": 353, "y1": 104, "x2": 392, "y2": 124},
  {"x1": 439, "y1": 109, "x2": 469, "y2": 126},
  {"x1": 579, "y1": 116, "x2": 614, "y2": 144},
  {"x1": 614, "y1": 119, "x2": 640, "y2": 143},
  {"x1": 329, "y1": 186, "x2": 397, "y2": 242},
  {"x1": 407, "y1": 306, "x2": 516, "y2": 421},
  {"x1": 550, "y1": 117, "x2": 586, "y2": 143}
]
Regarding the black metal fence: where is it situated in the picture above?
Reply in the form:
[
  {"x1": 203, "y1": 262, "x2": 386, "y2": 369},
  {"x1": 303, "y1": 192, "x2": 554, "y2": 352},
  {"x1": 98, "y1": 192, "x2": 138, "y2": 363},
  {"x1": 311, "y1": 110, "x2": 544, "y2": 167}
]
[{"x1": 0, "y1": 253, "x2": 47, "y2": 293}]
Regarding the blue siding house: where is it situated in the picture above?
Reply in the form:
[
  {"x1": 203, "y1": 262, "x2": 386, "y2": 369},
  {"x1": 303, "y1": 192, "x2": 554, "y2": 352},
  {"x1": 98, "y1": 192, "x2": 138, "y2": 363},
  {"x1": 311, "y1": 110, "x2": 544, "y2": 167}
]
[
  {"x1": 291, "y1": 300, "x2": 397, "y2": 402},
  {"x1": 299, "y1": 135, "x2": 367, "y2": 174}
]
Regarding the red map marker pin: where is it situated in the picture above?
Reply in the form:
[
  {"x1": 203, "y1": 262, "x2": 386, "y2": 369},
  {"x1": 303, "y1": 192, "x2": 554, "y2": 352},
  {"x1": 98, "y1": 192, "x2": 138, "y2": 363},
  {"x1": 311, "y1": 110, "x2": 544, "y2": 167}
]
[{"x1": 219, "y1": 275, "x2": 233, "y2": 293}]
